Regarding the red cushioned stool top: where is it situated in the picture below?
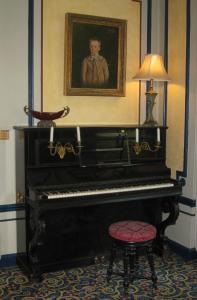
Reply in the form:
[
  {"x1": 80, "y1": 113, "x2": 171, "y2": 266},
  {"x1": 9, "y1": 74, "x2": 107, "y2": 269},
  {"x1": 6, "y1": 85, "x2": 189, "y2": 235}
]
[{"x1": 109, "y1": 221, "x2": 157, "y2": 243}]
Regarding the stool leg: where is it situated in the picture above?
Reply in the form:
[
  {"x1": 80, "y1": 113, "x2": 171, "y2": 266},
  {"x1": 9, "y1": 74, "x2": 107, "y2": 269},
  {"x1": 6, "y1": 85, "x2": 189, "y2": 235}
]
[
  {"x1": 129, "y1": 248, "x2": 136, "y2": 281},
  {"x1": 123, "y1": 247, "x2": 130, "y2": 292},
  {"x1": 146, "y1": 245, "x2": 157, "y2": 288},
  {"x1": 107, "y1": 242, "x2": 116, "y2": 282},
  {"x1": 134, "y1": 248, "x2": 139, "y2": 275}
]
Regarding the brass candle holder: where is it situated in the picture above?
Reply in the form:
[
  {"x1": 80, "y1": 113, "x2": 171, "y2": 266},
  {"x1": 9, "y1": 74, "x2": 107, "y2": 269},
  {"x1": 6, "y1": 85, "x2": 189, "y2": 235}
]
[
  {"x1": 133, "y1": 141, "x2": 161, "y2": 155},
  {"x1": 48, "y1": 142, "x2": 81, "y2": 159}
]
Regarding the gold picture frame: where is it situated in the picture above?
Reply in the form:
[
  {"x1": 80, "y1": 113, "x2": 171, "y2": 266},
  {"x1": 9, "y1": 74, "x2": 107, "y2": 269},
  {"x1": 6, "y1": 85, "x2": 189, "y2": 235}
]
[{"x1": 64, "y1": 13, "x2": 127, "y2": 97}]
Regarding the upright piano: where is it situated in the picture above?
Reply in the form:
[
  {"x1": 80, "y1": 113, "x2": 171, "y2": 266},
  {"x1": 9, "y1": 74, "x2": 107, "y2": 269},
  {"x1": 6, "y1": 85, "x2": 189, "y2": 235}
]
[{"x1": 14, "y1": 125, "x2": 182, "y2": 280}]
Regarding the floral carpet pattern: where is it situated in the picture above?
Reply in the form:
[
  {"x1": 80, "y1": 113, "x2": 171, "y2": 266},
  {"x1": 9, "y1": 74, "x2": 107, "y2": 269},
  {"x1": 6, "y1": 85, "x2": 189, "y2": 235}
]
[{"x1": 0, "y1": 249, "x2": 197, "y2": 299}]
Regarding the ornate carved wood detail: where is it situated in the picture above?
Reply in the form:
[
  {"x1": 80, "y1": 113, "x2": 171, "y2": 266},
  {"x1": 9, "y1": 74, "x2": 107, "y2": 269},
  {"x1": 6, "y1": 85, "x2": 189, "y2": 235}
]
[
  {"x1": 154, "y1": 196, "x2": 179, "y2": 255},
  {"x1": 28, "y1": 207, "x2": 46, "y2": 279}
]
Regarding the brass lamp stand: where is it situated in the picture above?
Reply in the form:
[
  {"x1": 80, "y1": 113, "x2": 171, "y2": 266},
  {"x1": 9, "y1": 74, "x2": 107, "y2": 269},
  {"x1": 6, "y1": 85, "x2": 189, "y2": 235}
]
[{"x1": 144, "y1": 79, "x2": 158, "y2": 126}]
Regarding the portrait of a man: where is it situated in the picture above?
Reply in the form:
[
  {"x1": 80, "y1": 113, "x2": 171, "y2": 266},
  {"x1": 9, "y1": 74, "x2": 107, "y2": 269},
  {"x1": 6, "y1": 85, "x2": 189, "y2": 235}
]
[{"x1": 64, "y1": 13, "x2": 127, "y2": 96}]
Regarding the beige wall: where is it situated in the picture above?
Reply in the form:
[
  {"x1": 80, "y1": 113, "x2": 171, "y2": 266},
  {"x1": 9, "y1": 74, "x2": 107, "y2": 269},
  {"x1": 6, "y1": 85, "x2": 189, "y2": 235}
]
[
  {"x1": 166, "y1": 0, "x2": 197, "y2": 250},
  {"x1": 0, "y1": 0, "x2": 28, "y2": 205},
  {"x1": 0, "y1": 0, "x2": 28, "y2": 127},
  {"x1": 166, "y1": 0, "x2": 186, "y2": 176},
  {"x1": 0, "y1": 0, "x2": 28, "y2": 256},
  {"x1": 42, "y1": 0, "x2": 141, "y2": 125}
]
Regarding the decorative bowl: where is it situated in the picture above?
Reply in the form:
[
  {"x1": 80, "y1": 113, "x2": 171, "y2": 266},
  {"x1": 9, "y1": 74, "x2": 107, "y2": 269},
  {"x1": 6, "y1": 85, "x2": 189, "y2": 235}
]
[{"x1": 24, "y1": 106, "x2": 70, "y2": 127}]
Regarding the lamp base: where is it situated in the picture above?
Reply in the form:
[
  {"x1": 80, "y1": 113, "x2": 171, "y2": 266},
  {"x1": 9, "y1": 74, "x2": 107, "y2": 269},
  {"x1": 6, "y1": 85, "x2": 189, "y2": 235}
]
[
  {"x1": 143, "y1": 119, "x2": 158, "y2": 126},
  {"x1": 144, "y1": 91, "x2": 158, "y2": 127},
  {"x1": 37, "y1": 120, "x2": 56, "y2": 128}
]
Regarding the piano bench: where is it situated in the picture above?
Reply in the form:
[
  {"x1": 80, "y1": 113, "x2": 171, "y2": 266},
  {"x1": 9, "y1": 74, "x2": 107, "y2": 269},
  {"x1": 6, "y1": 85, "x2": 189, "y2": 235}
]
[{"x1": 107, "y1": 220, "x2": 157, "y2": 293}]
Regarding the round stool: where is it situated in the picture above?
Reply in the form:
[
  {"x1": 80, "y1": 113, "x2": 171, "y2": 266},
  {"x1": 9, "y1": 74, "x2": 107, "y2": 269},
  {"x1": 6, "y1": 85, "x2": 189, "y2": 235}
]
[{"x1": 107, "y1": 220, "x2": 157, "y2": 292}]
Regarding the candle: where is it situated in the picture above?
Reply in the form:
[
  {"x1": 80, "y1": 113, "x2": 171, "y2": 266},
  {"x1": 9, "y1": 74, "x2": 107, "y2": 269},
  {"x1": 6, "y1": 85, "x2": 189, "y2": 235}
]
[
  {"x1": 157, "y1": 127, "x2": 160, "y2": 143},
  {"x1": 50, "y1": 126, "x2": 54, "y2": 143},
  {"x1": 76, "y1": 126, "x2": 81, "y2": 143},
  {"x1": 135, "y1": 128, "x2": 139, "y2": 143}
]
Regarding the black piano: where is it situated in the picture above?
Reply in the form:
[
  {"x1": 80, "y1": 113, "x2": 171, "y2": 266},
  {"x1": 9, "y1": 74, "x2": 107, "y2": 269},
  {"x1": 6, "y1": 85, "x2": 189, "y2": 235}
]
[{"x1": 14, "y1": 125, "x2": 182, "y2": 280}]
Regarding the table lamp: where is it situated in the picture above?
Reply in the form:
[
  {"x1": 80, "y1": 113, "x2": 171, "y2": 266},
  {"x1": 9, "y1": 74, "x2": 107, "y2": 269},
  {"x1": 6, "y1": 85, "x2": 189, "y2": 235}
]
[{"x1": 133, "y1": 54, "x2": 170, "y2": 126}]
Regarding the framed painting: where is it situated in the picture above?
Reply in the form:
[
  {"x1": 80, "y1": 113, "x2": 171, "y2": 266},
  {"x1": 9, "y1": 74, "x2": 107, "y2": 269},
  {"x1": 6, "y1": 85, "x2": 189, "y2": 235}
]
[{"x1": 64, "y1": 13, "x2": 127, "y2": 97}]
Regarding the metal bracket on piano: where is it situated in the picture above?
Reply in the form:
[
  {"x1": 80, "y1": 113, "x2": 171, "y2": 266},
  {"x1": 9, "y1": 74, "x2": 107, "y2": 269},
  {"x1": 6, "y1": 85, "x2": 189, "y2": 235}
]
[
  {"x1": 133, "y1": 141, "x2": 161, "y2": 155},
  {"x1": 48, "y1": 142, "x2": 81, "y2": 159}
]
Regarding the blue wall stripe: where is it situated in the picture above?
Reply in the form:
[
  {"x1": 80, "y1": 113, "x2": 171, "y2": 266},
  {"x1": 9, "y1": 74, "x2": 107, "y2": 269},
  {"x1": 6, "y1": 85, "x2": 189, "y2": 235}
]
[
  {"x1": 0, "y1": 254, "x2": 17, "y2": 268},
  {"x1": 146, "y1": 0, "x2": 152, "y2": 110},
  {"x1": 147, "y1": 0, "x2": 152, "y2": 54},
  {"x1": 179, "y1": 196, "x2": 195, "y2": 208},
  {"x1": 176, "y1": 0, "x2": 190, "y2": 179},
  {"x1": 167, "y1": 238, "x2": 197, "y2": 260},
  {"x1": 179, "y1": 211, "x2": 195, "y2": 217},
  {"x1": 0, "y1": 218, "x2": 25, "y2": 222},
  {"x1": 0, "y1": 204, "x2": 25, "y2": 212},
  {"x1": 28, "y1": 0, "x2": 34, "y2": 126},
  {"x1": 163, "y1": 0, "x2": 168, "y2": 126},
  {"x1": 183, "y1": 0, "x2": 190, "y2": 177}
]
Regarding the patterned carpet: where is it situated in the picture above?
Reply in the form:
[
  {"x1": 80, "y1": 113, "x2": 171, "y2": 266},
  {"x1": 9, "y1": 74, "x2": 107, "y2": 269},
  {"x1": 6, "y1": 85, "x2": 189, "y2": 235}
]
[{"x1": 0, "y1": 249, "x2": 197, "y2": 300}]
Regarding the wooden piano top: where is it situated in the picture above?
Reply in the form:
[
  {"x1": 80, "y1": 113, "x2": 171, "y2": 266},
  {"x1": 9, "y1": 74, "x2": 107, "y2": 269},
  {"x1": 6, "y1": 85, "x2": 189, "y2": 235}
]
[{"x1": 14, "y1": 125, "x2": 168, "y2": 130}]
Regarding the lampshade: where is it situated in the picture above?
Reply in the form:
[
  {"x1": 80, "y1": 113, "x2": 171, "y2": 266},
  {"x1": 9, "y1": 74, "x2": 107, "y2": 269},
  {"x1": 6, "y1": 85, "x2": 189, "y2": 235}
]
[{"x1": 133, "y1": 54, "x2": 170, "y2": 82}]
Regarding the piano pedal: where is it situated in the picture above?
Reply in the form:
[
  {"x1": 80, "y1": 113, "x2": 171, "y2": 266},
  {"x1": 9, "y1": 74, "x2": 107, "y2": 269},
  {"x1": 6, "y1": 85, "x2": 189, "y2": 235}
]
[
  {"x1": 100, "y1": 255, "x2": 107, "y2": 266},
  {"x1": 94, "y1": 255, "x2": 106, "y2": 264},
  {"x1": 94, "y1": 256, "x2": 99, "y2": 264},
  {"x1": 100, "y1": 255, "x2": 106, "y2": 264}
]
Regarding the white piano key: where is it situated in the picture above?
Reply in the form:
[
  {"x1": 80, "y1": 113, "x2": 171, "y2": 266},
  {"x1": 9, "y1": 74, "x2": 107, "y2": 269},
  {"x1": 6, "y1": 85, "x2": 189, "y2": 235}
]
[{"x1": 45, "y1": 182, "x2": 174, "y2": 200}]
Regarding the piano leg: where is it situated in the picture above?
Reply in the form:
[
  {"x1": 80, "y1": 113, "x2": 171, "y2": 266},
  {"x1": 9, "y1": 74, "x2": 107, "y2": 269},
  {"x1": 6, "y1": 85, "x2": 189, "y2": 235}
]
[
  {"x1": 28, "y1": 207, "x2": 46, "y2": 281},
  {"x1": 154, "y1": 196, "x2": 179, "y2": 256}
]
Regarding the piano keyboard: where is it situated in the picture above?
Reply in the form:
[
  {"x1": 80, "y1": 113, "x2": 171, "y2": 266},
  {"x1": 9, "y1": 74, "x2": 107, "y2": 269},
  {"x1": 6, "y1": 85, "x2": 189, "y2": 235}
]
[{"x1": 42, "y1": 182, "x2": 174, "y2": 200}]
